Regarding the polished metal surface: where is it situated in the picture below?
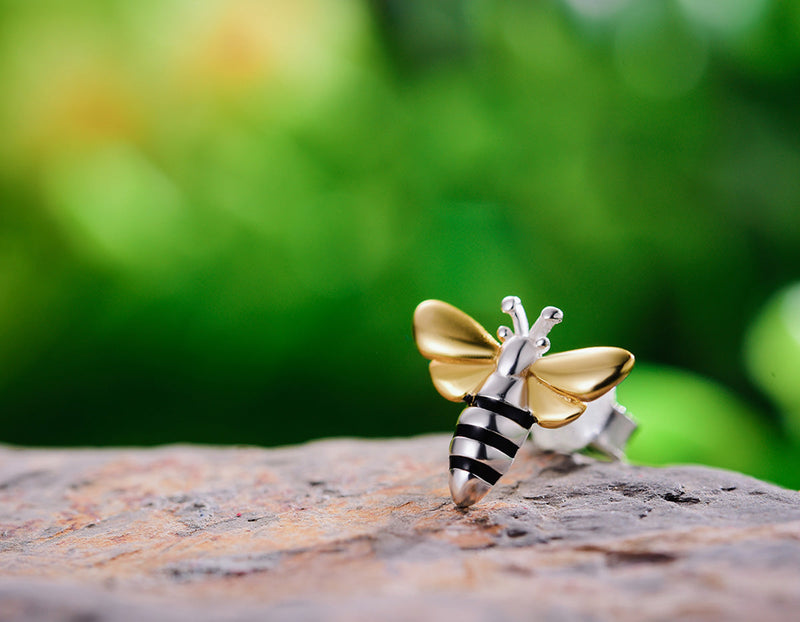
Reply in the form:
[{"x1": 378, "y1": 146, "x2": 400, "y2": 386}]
[
  {"x1": 449, "y1": 437, "x2": 514, "y2": 473},
  {"x1": 497, "y1": 325, "x2": 513, "y2": 342},
  {"x1": 495, "y1": 336, "x2": 546, "y2": 377},
  {"x1": 413, "y1": 300, "x2": 499, "y2": 362},
  {"x1": 428, "y1": 360, "x2": 496, "y2": 402},
  {"x1": 449, "y1": 468, "x2": 493, "y2": 508},
  {"x1": 478, "y1": 373, "x2": 527, "y2": 408},
  {"x1": 414, "y1": 295, "x2": 636, "y2": 508},
  {"x1": 527, "y1": 375, "x2": 586, "y2": 428},
  {"x1": 532, "y1": 347, "x2": 635, "y2": 401},
  {"x1": 457, "y1": 406, "x2": 530, "y2": 445},
  {"x1": 501, "y1": 295, "x2": 529, "y2": 335},
  {"x1": 530, "y1": 389, "x2": 637, "y2": 460},
  {"x1": 593, "y1": 403, "x2": 637, "y2": 461}
]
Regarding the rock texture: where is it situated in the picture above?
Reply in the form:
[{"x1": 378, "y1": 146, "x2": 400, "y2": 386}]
[{"x1": 1, "y1": 435, "x2": 799, "y2": 621}]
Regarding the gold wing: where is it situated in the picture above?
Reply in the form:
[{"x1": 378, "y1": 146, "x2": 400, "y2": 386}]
[
  {"x1": 428, "y1": 360, "x2": 497, "y2": 402},
  {"x1": 413, "y1": 300, "x2": 500, "y2": 402},
  {"x1": 527, "y1": 376, "x2": 586, "y2": 429},
  {"x1": 527, "y1": 347, "x2": 634, "y2": 428},
  {"x1": 414, "y1": 300, "x2": 500, "y2": 362}
]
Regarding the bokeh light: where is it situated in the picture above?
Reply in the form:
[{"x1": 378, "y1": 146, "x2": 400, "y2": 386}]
[{"x1": 0, "y1": 0, "x2": 799, "y2": 488}]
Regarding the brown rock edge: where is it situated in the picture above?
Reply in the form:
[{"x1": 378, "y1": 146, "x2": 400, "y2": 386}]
[{"x1": 1, "y1": 435, "x2": 799, "y2": 621}]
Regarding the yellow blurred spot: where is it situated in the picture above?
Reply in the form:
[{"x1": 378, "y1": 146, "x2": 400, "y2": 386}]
[
  {"x1": 167, "y1": 0, "x2": 365, "y2": 101},
  {"x1": 0, "y1": 34, "x2": 142, "y2": 168}
]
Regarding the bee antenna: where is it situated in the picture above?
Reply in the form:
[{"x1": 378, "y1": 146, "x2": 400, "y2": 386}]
[
  {"x1": 497, "y1": 326, "x2": 512, "y2": 342},
  {"x1": 530, "y1": 306, "x2": 563, "y2": 342},
  {"x1": 501, "y1": 296, "x2": 530, "y2": 336}
]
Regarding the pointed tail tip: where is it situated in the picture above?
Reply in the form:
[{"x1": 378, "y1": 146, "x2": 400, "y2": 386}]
[{"x1": 449, "y1": 468, "x2": 493, "y2": 508}]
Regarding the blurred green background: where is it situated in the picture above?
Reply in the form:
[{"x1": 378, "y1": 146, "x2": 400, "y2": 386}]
[{"x1": 1, "y1": 0, "x2": 799, "y2": 487}]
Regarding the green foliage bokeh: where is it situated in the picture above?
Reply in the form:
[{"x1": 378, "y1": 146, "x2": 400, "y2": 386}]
[{"x1": 1, "y1": 0, "x2": 799, "y2": 487}]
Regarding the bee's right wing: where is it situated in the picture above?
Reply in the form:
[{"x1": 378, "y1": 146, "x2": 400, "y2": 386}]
[
  {"x1": 531, "y1": 347, "x2": 634, "y2": 401},
  {"x1": 414, "y1": 300, "x2": 500, "y2": 402},
  {"x1": 526, "y1": 376, "x2": 587, "y2": 428},
  {"x1": 526, "y1": 346, "x2": 634, "y2": 428}
]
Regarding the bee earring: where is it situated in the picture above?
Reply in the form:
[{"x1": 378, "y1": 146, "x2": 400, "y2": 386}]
[
  {"x1": 529, "y1": 386, "x2": 636, "y2": 461},
  {"x1": 413, "y1": 296, "x2": 635, "y2": 508}
]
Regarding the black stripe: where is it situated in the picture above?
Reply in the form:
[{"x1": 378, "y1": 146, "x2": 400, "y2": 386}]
[
  {"x1": 449, "y1": 455, "x2": 502, "y2": 485},
  {"x1": 473, "y1": 395, "x2": 535, "y2": 429},
  {"x1": 454, "y1": 424, "x2": 520, "y2": 458}
]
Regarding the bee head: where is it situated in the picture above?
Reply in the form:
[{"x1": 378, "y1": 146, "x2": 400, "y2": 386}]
[
  {"x1": 499, "y1": 297, "x2": 563, "y2": 341},
  {"x1": 496, "y1": 298, "x2": 562, "y2": 375}
]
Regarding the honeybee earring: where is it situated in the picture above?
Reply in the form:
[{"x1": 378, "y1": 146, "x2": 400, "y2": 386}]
[{"x1": 413, "y1": 296, "x2": 635, "y2": 508}]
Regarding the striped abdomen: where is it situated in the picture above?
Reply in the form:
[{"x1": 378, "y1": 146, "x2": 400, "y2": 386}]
[{"x1": 448, "y1": 394, "x2": 535, "y2": 507}]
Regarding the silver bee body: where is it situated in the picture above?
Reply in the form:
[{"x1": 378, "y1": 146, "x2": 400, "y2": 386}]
[
  {"x1": 448, "y1": 304, "x2": 558, "y2": 507},
  {"x1": 448, "y1": 374, "x2": 529, "y2": 506},
  {"x1": 414, "y1": 295, "x2": 635, "y2": 508}
]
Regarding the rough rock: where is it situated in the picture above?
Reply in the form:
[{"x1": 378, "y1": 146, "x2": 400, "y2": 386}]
[{"x1": 0, "y1": 436, "x2": 799, "y2": 621}]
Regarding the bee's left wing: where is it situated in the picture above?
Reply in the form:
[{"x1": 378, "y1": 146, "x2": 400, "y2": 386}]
[
  {"x1": 414, "y1": 300, "x2": 500, "y2": 402},
  {"x1": 526, "y1": 347, "x2": 634, "y2": 429},
  {"x1": 428, "y1": 360, "x2": 498, "y2": 402},
  {"x1": 414, "y1": 300, "x2": 500, "y2": 362}
]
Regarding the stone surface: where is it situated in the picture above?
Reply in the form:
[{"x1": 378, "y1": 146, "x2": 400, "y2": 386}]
[{"x1": 1, "y1": 435, "x2": 799, "y2": 621}]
